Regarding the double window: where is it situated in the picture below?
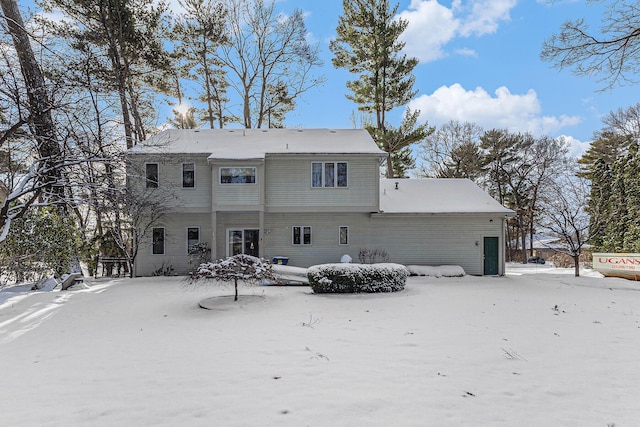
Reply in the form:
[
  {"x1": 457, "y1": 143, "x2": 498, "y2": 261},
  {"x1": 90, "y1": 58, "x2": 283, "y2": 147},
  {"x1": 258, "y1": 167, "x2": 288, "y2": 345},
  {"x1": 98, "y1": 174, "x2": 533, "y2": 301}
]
[
  {"x1": 312, "y1": 162, "x2": 347, "y2": 188},
  {"x1": 292, "y1": 226, "x2": 312, "y2": 245},
  {"x1": 220, "y1": 167, "x2": 256, "y2": 184},
  {"x1": 152, "y1": 227, "x2": 165, "y2": 255},
  {"x1": 146, "y1": 163, "x2": 159, "y2": 188},
  {"x1": 182, "y1": 163, "x2": 195, "y2": 188}
]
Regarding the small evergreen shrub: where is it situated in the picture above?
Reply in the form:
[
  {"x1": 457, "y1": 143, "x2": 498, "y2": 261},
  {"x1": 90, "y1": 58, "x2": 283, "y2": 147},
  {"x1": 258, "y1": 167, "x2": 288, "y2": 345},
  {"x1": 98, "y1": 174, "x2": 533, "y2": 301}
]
[
  {"x1": 307, "y1": 263, "x2": 408, "y2": 294},
  {"x1": 0, "y1": 207, "x2": 81, "y2": 285}
]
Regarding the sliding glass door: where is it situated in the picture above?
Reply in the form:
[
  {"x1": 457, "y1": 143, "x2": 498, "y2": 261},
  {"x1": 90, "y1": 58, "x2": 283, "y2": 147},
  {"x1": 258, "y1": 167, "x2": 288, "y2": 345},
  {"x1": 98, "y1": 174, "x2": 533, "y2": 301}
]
[{"x1": 227, "y1": 228, "x2": 259, "y2": 257}]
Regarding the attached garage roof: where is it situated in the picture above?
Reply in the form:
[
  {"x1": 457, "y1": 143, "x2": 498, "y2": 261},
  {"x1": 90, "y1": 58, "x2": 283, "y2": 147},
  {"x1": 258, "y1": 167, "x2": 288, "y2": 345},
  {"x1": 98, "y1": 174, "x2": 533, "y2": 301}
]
[
  {"x1": 379, "y1": 178, "x2": 514, "y2": 215},
  {"x1": 127, "y1": 128, "x2": 385, "y2": 159}
]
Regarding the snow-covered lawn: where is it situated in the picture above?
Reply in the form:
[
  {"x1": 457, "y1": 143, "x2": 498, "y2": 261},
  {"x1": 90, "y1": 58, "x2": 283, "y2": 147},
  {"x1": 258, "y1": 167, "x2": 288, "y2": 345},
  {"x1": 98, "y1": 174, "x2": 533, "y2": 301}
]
[{"x1": 1, "y1": 265, "x2": 639, "y2": 426}]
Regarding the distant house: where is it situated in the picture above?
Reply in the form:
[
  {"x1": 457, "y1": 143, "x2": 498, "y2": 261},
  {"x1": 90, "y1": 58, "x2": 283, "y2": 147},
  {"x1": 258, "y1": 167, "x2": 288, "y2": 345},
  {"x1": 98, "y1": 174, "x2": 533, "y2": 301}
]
[{"x1": 127, "y1": 128, "x2": 514, "y2": 276}]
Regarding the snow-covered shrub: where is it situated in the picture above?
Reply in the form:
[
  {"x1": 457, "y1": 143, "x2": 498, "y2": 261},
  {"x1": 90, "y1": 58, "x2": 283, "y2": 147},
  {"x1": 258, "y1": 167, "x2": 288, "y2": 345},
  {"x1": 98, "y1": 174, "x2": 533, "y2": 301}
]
[
  {"x1": 358, "y1": 248, "x2": 390, "y2": 264},
  {"x1": 189, "y1": 254, "x2": 275, "y2": 301},
  {"x1": 188, "y1": 243, "x2": 211, "y2": 270},
  {"x1": 307, "y1": 263, "x2": 408, "y2": 293},
  {"x1": 406, "y1": 265, "x2": 465, "y2": 277},
  {"x1": 0, "y1": 207, "x2": 81, "y2": 285}
]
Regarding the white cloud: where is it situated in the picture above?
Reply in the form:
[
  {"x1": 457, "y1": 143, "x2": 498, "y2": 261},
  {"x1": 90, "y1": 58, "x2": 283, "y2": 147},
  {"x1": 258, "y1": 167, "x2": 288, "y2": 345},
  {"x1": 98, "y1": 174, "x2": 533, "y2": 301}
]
[
  {"x1": 398, "y1": 0, "x2": 517, "y2": 63},
  {"x1": 453, "y1": 47, "x2": 478, "y2": 57},
  {"x1": 397, "y1": 0, "x2": 460, "y2": 62},
  {"x1": 459, "y1": 0, "x2": 517, "y2": 37},
  {"x1": 559, "y1": 135, "x2": 591, "y2": 158},
  {"x1": 408, "y1": 83, "x2": 581, "y2": 136}
]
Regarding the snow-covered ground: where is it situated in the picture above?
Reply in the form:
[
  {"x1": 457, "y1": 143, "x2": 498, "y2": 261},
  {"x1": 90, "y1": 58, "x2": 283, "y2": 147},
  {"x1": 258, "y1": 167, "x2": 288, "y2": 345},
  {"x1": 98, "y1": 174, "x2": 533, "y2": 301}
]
[{"x1": 1, "y1": 264, "x2": 639, "y2": 426}]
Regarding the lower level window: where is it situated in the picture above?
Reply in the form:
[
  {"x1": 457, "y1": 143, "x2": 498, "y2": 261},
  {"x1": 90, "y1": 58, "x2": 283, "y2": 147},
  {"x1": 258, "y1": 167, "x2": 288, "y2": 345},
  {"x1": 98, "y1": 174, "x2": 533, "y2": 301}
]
[
  {"x1": 187, "y1": 227, "x2": 200, "y2": 253},
  {"x1": 292, "y1": 226, "x2": 312, "y2": 245},
  {"x1": 152, "y1": 227, "x2": 165, "y2": 255},
  {"x1": 339, "y1": 226, "x2": 349, "y2": 245}
]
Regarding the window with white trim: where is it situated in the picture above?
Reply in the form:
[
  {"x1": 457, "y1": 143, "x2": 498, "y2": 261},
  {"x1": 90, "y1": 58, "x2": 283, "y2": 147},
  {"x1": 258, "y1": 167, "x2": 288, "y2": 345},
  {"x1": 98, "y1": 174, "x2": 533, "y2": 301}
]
[
  {"x1": 339, "y1": 226, "x2": 349, "y2": 245},
  {"x1": 146, "y1": 163, "x2": 158, "y2": 188},
  {"x1": 220, "y1": 167, "x2": 256, "y2": 184},
  {"x1": 152, "y1": 227, "x2": 165, "y2": 255},
  {"x1": 311, "y1": 162, "x2": 347, "y2": 188},
  {"x1": 182, "y1": 162, "x2": 195, "y2": 188},
  {"x1": 187, "y1": 227, "x2": 200, "y2": 252},
  {"x1": 292, "y1": 226, "x2": 312, "y2": 245}
]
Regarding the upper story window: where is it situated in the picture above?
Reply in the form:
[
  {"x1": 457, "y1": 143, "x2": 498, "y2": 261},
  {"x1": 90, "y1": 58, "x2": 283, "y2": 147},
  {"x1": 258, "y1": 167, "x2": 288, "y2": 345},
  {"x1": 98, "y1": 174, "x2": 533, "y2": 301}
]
[
  {"x1": 220, "y1": 167, "x2": 256, "y2": 184},
  {"x1": 182, "y1": 162, "x2": 195, "y2": 188},
  {"x1": 146, "y1": 163, "x2": 158, "y2": 188},
  {"x1": 312, "y1": 162, "x2": 347, "y2": 188}
]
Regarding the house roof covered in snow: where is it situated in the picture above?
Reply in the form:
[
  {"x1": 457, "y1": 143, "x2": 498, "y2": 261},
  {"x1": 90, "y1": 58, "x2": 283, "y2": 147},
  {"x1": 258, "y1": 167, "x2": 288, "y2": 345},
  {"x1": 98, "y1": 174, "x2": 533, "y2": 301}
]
[
  {"x1": 379, "y1": 178, "x2": 514, "y2": 215},
  {"x1": 127, "y1": 128, "x2": 386, "y2": 159}
]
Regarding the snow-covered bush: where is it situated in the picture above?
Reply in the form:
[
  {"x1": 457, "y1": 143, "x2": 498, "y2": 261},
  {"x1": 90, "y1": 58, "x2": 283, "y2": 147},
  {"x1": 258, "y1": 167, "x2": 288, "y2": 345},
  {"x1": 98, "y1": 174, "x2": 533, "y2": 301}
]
[
  {"x1": 188, "y1": 242, "x2": 211, "y2": 270},
  {"x1": 358, "y1": 248, "x2": 390, "y2": 264},
  {"x1": 406, "y1": 265, "x2": 465, "y2": 277},
  {"x1": 307, "y1": 263, "x2": 408, "y2": 293},
  {"x1": 0, "y1": 207, "x2": 80, "y2": 285},
  {"x1": 189, "y1": 254, "x2": 275, "y2": 301}
]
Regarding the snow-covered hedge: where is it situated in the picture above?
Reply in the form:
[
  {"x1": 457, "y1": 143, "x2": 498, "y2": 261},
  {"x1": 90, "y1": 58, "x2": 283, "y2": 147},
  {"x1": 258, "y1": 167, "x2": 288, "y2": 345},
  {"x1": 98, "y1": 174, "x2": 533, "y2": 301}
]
[
  {"x1": 307, "y1": 263, "x2": 408, "y2": 294},
  {"x1": 406, "y1": 265, "x2": 465, "y2": 277}
]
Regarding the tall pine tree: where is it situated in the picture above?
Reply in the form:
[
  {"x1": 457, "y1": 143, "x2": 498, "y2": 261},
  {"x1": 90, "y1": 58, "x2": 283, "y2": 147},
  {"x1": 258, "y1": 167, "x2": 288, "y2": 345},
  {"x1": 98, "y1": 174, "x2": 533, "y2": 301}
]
[
  {"x1": 623, "y1": 142, "x2": 640, "y2": 252},
  {"x1": 172, "y1": 0, "x2": 230, "y2": 128},
  {"x1": 330, "y1": 0, "x2": 423, "y2": 177}
]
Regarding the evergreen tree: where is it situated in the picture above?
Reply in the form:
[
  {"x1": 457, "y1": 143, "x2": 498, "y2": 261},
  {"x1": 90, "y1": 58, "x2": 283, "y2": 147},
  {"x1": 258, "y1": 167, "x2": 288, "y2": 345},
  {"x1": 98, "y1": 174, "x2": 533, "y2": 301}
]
[
  {"x1": 168, "y1": 106, "x2": 199, "y2": 129},
  {"x1": 366, "y1": 108, "x2": 433, "y2": 178},
  {"x1": 43, "y1": 0, "x2": 173, "y2": 147},
  {"x1": 417, "y1": 120, "x2": 485, "y2": 180},
  {"x1": 172, "y1": 0, "x2": 230, "y2": 128},
  {"x1": 587, "y1": 159, "x2": 613, "y2": 250},
  {"x1": 603, "y1": 154, "x2": 628, "y2": 252},
  {"x1": 330, "y1": 0, "x2": 421, "y2": 177},
  {"x1": 438, "y1": 141, "x2": 485, "y2": 180},
  {"x1": 0, "y1": 207, "x2": 80, "y2": 284},
  {"x1": 623, "y1": 142, "x2": 640, "y2": 251}
]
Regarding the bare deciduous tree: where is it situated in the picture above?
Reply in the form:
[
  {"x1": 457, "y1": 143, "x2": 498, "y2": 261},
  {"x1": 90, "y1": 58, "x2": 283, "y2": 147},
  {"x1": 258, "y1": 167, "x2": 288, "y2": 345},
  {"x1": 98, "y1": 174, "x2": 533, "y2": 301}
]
[
  {"x1": 541, "y1": 0, "x2": 640, "y2": 90},
  {"x1": 418, "y1": 120, "x2": 485, "y2": 180},
  {"x1": 215, "y1": 0, "x2": 324, "y2": 128},
  {"x1": 0, "y1": 0, "x2": 66, "y2": 241},
  {"x1": 539, "y1": 172, "x2": 591, "y2": 277}
]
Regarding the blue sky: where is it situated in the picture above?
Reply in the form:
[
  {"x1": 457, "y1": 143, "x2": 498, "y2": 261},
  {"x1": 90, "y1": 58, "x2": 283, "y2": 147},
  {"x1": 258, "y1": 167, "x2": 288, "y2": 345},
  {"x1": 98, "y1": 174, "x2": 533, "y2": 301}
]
[
  {"x1": 26, "y1": 0, "x2": 640, "y2": 156},
  {"x1": 255, "y1": 0, "x2": 640, "y2": 157}
]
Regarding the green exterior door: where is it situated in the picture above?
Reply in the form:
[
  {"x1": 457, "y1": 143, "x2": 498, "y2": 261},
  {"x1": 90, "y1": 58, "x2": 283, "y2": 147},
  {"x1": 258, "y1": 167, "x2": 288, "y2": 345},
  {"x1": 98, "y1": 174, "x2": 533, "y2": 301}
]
[{"x1": 483, "y1": 237, "x2": 499, "y2": 275}]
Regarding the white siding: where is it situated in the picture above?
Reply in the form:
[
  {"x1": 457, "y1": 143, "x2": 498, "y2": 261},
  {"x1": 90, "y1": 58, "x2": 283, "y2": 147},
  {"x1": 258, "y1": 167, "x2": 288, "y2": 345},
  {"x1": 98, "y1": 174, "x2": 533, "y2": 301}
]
[
  {"x1": 135, "y1": 210, "x2": 506, "y2": 276},
  {"x1": 127, "y1": 154, "x2": 212, "y2": 210},
  {"x1": 264, "y1": 156, "x2": 379, "y2": 211},
  {"x1": 262, "y1": 212, "x2": 371, "y2": 266},
  {"x1": 212, "y1": 163, "x2": 262, "y2": 207},
  {"x1": 261, "y1": 212, "x2": 504, "y2": 274},
  {"x1": 369, "y1": 214, "x2": 505, "y2": 275},
  {"x1": 134, "y1": 213, "x2": 213, "y2": 276}
]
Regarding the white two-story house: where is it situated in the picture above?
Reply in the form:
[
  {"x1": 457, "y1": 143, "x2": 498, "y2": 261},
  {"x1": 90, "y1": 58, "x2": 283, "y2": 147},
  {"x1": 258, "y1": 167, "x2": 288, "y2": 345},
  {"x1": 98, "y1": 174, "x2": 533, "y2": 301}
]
[{"x1": 127, "y1": 128, "x2": 513, "y2": 277}]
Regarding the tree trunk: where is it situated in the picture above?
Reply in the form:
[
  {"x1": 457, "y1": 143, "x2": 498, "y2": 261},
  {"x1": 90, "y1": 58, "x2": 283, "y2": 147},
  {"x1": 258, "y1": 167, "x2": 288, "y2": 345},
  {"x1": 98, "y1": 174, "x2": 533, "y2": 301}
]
[
  {"x1": 386, "y1": 152, "x2": 394, "y2": 178},
  {"x1": 574, "y1": 255, "x2": 580, "y2": 277},
  {"x1": 234, "y1": 277, "x2": 238, "y2": 301},
  {"x1": 1, "y1": 0, "x2": 63, "y2": 179},
  {"x1": 519, "y1": 214, "x2": 527, "y2": 264}
]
